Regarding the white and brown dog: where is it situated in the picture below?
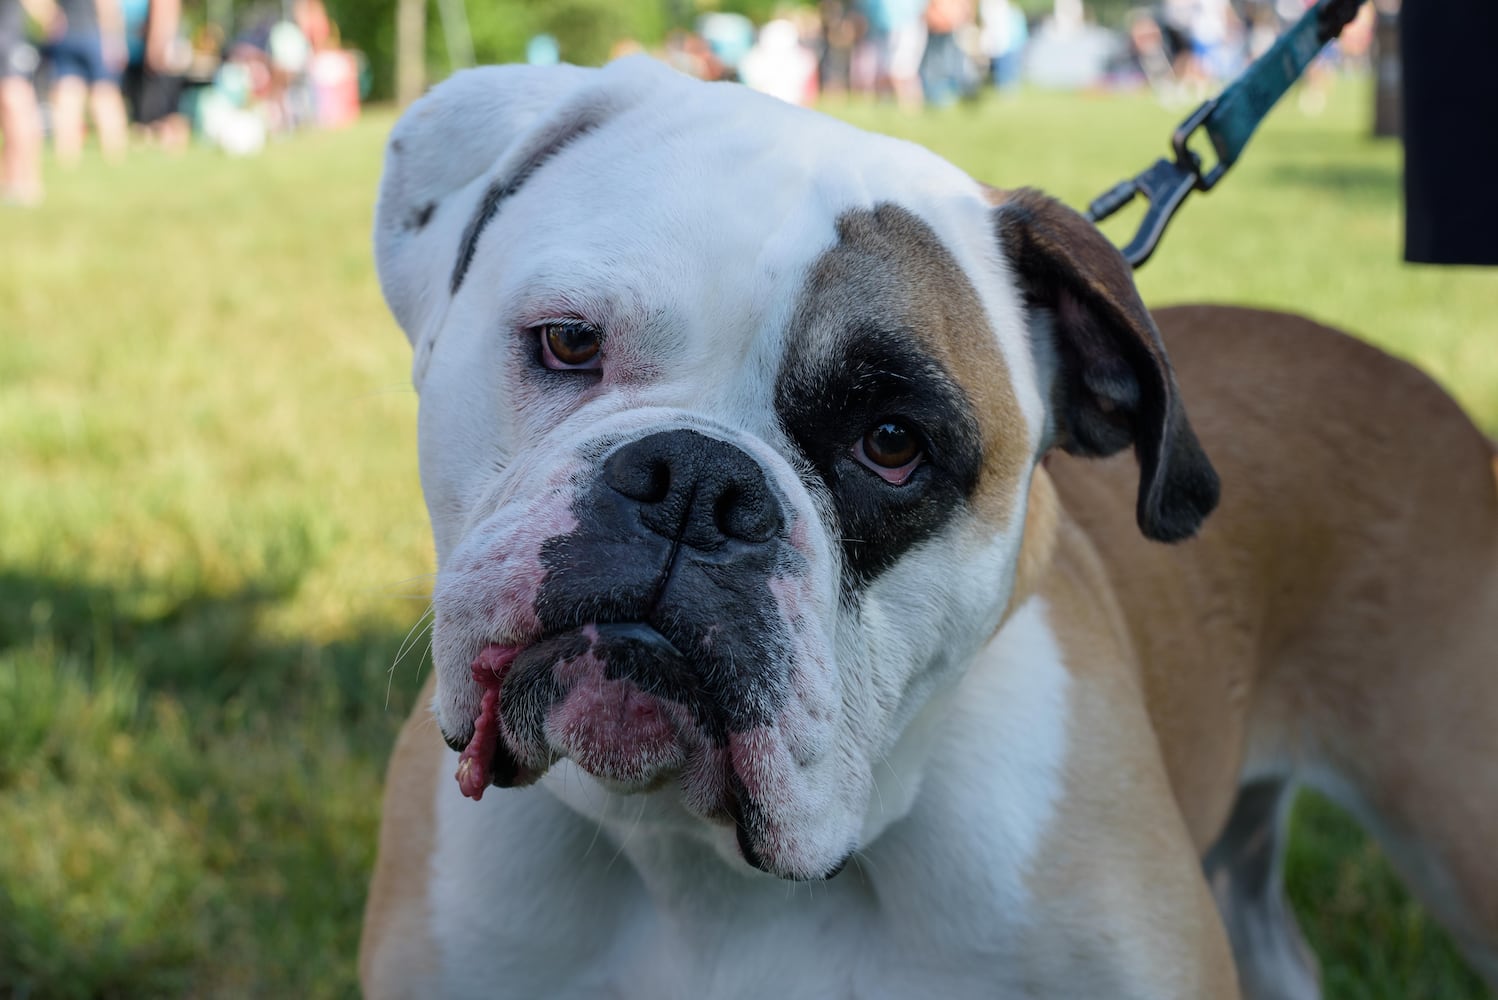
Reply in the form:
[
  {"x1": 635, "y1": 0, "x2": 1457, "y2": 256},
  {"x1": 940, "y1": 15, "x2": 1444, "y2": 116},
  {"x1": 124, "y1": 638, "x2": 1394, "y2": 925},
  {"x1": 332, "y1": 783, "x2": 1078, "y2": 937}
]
[{"x1": 359, "y1": 58, "x2": 1498, "y2": 999}]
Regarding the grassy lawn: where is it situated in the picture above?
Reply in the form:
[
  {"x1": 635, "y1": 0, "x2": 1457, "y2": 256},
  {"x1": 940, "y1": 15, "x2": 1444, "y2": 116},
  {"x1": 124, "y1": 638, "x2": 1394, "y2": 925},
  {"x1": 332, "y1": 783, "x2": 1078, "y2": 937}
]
[{"x1": 2, "y1": 76, "x2": 1494, "y2": 998}]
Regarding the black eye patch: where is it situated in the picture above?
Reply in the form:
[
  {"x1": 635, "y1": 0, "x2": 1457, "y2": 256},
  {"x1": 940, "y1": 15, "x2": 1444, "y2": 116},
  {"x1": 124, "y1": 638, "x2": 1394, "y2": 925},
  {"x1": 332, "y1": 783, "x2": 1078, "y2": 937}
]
[{"x1": 775, "y1": 325, "x2": 983, "y2": 586}]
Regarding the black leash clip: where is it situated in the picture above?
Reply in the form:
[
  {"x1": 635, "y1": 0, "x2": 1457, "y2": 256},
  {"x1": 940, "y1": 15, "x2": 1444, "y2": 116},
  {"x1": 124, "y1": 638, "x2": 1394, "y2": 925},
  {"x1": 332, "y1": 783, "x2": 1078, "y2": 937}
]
[{"x1": 1084, "y1": 99, "x2": 1225, "y2": 269}]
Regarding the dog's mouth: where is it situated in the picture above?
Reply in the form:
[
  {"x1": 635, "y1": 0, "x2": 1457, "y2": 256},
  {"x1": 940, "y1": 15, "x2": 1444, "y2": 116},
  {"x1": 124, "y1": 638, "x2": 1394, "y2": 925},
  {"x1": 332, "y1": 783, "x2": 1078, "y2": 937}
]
[
  {"x1": 454, "y1": 623, "x2": 728, "y2": 803},
  {"x1": 449, "y1": 622, "x2": 853, "y2": 879}
]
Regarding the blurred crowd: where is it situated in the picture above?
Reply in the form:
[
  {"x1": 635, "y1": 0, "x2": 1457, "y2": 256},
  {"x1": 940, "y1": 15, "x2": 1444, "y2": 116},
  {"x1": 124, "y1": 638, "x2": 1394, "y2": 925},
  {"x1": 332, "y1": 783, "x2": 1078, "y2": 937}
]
[
  {"x1": 655, "y1": 0, "x2": 1379, "y2": 111},
  {"x1": 2, "y1": 0, "x2": 1385, "y2": 208},
  {"x1": 0, "y1": 0, "x2": 363, "y2": 204}
]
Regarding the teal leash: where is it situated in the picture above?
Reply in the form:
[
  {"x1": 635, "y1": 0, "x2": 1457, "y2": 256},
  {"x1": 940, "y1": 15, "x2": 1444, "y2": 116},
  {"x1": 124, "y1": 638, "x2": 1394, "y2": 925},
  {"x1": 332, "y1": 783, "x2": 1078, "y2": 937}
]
[{"x1": 1085, "y1": 0, "x2": 1367, "y2": 267}]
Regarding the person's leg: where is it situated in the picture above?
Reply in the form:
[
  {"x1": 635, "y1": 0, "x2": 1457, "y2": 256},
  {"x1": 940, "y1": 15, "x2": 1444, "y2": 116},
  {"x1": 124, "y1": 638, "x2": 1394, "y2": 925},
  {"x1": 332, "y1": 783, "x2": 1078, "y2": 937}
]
[
  {"x1": 89, "y1": 80, "x2": 129, "y2": 162},
  {"x1": 0, "y1": 75, "x2": 45, "y2": 202},
  {"x1": 889, "y1": 23, "x2": 927, "y2": 110},
  {"x1": 50, "y1": 72, "x2": 88, "y2": 166}
]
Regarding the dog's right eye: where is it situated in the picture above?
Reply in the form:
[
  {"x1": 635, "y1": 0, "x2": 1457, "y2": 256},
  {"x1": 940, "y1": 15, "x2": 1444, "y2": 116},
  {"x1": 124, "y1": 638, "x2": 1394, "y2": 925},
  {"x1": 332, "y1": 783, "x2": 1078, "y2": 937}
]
[
  {"x1": 853, "y1": 420, "x2": 924, "y2": 485},
  {"x1": 537, "y1": 322, "x2": 602, "y2": 370}
]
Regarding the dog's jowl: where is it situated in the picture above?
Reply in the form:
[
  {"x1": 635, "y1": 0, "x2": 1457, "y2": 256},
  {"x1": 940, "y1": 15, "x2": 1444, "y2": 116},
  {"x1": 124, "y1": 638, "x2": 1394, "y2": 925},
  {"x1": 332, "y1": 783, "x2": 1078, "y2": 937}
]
[{"x1": 361, "y1": 57, "x2": 1498, "y2": 1000}]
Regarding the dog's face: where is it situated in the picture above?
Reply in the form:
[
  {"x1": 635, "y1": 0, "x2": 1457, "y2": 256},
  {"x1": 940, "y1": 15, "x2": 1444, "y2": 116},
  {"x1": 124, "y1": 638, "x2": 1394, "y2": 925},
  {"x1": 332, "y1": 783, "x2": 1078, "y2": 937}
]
[{"x1": 375, "y1": 59, "x2": 1218, "y2": 881}]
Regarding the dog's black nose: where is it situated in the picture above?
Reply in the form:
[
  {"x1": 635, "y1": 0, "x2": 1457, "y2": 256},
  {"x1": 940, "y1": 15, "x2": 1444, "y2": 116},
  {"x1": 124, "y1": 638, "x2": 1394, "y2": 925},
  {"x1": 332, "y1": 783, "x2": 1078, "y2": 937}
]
[{"x1": 604, "y1": 429, "x2": 783, "y2": 548}]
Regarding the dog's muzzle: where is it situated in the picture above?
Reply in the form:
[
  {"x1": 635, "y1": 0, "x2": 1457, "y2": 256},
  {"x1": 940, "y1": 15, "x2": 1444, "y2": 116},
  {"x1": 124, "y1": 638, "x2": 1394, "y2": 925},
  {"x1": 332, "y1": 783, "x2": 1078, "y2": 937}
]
[{"x1": 450, "y1": 429, "x2": 827, "y2": 868}]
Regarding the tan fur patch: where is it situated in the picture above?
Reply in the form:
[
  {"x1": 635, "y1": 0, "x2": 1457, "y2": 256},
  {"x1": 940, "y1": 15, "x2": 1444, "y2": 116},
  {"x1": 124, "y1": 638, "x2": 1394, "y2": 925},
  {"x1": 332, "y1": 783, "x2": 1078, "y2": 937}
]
[
  {"x1": 1003, "y1": 466, "x2": 1060, "y2": 626},
  {"x1": 360, "y1": 674, "x2": 443, "y2": 996},
  {"x1": 805, "y1": 204, "x2": 1031, "y2": 525}
]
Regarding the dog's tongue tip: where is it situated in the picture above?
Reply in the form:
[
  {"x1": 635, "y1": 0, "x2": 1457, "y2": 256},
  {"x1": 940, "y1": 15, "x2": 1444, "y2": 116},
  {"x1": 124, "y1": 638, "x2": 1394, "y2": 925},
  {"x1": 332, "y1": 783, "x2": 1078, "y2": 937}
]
[
  {"x1": 456, "y1": 687, "x2": 502, "y2": 800},
  {"x1": 456, "y1": 644, "x2": 526, "y2": 800}
]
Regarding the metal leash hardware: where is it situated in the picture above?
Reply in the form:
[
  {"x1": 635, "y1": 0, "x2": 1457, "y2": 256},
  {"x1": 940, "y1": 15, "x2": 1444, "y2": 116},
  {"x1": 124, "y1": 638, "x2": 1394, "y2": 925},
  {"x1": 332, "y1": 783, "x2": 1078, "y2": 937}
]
[{"x1": 1085, "y1": 0, "x2": 1368, "y2": 268}]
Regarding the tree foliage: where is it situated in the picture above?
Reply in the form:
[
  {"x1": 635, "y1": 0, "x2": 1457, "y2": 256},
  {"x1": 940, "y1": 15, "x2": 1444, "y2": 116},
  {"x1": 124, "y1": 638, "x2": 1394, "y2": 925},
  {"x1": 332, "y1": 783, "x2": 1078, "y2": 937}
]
[{"x1": 326, "y1": 0, "x2": 676, "y2": 101}]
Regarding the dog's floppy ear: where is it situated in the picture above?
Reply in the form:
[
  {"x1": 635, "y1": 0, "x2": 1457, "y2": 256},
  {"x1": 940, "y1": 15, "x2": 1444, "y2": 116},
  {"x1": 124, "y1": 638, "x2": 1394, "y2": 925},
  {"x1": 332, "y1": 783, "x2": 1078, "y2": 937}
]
[
  {"x1": 992, "y1": 188, "x2": 1219, "y2": 541},
  {"x1": 375, "y1": 58, "x2": 678, "y2": 381},
  {"x1": 375, "y1": 65, "x2": 589, "y2": 352}
]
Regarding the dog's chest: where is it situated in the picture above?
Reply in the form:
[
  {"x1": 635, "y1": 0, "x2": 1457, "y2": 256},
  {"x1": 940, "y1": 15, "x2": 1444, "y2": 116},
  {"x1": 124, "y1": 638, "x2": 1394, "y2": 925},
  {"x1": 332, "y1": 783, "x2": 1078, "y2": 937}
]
[
  {"x1": 425, "y1": 599, "x2": 1078, "y2": 999},
  {"x1": 430, "y1": 835, "x2": 1032, "y2": 1000}
]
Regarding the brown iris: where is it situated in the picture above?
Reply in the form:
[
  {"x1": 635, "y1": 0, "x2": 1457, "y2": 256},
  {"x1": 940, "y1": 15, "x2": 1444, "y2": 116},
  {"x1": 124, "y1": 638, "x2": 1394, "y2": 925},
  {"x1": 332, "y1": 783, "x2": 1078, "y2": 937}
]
[
  {"x1": 542, "y1": 322, "x2": 601, "y2": 367},
  {"x1": 862, "y1": 421, "x2": 920, "y2": 469}
]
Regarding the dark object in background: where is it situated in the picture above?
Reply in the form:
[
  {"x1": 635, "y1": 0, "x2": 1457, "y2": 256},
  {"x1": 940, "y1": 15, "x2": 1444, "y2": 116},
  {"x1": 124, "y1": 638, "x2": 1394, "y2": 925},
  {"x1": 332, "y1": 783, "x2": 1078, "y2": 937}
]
[
  {"x1": 1371, "y1": 6, "x2": 1399, "y2": 138},
  {"x1": 1401, "y1": 0, "x2": 1498, "y2": 265}
]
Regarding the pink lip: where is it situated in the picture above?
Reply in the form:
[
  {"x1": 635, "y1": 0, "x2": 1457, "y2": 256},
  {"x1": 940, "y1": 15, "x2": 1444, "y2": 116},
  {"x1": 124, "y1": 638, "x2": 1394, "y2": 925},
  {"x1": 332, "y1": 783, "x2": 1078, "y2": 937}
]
[{"x1": 454, "y1": 644, "x2": 524, "y2": 800}]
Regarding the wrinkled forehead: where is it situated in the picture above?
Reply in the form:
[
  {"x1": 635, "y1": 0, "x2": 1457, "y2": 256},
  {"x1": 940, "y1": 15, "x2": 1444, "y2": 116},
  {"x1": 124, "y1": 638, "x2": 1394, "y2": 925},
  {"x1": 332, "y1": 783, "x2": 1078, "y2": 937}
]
[{"x1": 451, "y1": 77, "x2": 1042, "y2": 445}]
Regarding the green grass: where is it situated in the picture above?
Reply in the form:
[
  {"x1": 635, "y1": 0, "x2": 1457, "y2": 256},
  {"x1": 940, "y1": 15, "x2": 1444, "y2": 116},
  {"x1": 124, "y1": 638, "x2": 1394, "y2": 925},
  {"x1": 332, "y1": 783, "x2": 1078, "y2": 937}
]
[{"x1": 2, "y1": 78, "x2": 1494, "y2": 998}]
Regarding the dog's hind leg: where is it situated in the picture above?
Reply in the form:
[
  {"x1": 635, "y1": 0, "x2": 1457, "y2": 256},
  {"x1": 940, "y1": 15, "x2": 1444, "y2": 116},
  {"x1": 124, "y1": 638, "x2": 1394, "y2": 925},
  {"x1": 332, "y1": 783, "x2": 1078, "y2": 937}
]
[
  {"x1": 1294, "y1": 621, "x2": 1498, "y2": 992},
  {"x1": 1204, "y1": 779, "x2": 1321, "y2": 1000},
  {"x1": 1263, "y1": 486, "x2": 1498, "y2": 991}
]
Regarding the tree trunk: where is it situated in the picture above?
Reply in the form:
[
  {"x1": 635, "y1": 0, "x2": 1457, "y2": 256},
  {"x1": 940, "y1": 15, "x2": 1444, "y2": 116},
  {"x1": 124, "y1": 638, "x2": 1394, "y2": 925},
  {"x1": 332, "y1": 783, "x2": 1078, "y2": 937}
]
[{"x1": 396, "y1": 0, "x2": 426, "y2": 106}]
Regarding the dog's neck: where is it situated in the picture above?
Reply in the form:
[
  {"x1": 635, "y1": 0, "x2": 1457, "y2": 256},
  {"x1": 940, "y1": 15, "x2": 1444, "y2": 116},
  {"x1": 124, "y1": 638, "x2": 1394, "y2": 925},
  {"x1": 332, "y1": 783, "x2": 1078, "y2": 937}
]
[
  {"x1": 529, "y1": 489, "x2": 1071, "y2": 918},
  {"x1": 1002, "y1": 465, "x2": 1061, "y2": 627}
]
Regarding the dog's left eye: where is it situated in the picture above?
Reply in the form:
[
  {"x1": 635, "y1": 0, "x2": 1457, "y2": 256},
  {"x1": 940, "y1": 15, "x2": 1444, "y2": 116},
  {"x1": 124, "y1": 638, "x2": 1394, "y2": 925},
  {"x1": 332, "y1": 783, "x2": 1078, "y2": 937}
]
[
  {"x1": 537, "y1": 322, "x2": 603, "y2": 370},
  {"x1": 853, "y1": 420, "x2": 924, "y2": 485}
]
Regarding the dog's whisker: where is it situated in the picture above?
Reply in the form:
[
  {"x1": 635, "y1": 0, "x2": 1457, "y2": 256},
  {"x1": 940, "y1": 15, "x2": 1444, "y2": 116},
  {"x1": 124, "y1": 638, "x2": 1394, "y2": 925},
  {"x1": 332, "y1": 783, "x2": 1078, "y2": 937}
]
[
  {"x1": 344, "y1": 382, "x2": 419, "y2": 402},
  {"x1": 378, "y1": 571, "x2": 440, "y2": 587},
  {"x1": 388, "y1": 605, "x2": 435, "y2": 677},
  {"x1": 878, "y1": 754, "x2": 911, "y2": 803},
  {"x1": 360, "y1": 574, "x2": 439, "y2": 600},
  {"x1": 385, "y1": 604, "x2": 436, "y2": 711},
  {"x1": 604, "y1": 796, "x2": 649, "y2": 876},
  {"x1": 414, "y1": 639, "x2": 433, "y2": 684},
  {"x1": 580, "y1": 795, "x2": 607, "y2": 864},
  {"x1": 849, "y1": 849, "x2": 880, "y2": 884}
]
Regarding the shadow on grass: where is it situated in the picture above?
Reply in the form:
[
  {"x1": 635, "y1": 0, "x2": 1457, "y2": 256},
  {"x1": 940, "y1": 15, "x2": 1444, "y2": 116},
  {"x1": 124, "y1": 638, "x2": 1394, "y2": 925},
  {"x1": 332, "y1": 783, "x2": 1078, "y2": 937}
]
[
  {"x1": 0, "y1": 568, "x2": 430, "y2": 999},
  {"x1": 0, "y1": 568, "x2": 416, "y2": 714},
  {"x1": 1286, "y1": 792, "x2": 1490, "y2": 1000},
  {"x1": 1, "y1": 570, "x2": 1490, "y2": 998},
  {"x1": 1267, "y1": 161, "x2": 1402, "y2": 208}
]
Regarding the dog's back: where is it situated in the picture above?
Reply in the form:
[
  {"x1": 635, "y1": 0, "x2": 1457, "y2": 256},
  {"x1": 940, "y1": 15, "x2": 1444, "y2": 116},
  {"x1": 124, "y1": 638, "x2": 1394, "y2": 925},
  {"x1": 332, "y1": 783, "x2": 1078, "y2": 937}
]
[{"x1": 1044, "y1": 304, "x2": 1498, "y2": 994}]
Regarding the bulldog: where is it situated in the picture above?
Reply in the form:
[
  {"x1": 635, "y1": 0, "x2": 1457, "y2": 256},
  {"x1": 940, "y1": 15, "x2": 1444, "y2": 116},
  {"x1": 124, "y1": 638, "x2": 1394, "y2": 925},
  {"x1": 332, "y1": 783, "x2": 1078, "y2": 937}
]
[{"x1": 358, "y1": 57, "x2": 1498, "y2": 999}]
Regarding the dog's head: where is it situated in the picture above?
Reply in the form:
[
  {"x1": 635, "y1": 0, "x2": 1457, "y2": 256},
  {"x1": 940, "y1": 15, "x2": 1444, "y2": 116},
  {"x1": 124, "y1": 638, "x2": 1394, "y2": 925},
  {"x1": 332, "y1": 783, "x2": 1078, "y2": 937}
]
[{"x1": 375, "y1": 58, "x2": 1218, "y2": 881}]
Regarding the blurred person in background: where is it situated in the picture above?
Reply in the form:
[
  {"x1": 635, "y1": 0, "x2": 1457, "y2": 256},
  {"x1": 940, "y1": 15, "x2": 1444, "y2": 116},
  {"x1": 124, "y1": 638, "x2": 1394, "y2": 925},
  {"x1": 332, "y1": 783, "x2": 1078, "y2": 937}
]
[
  {"x1": 919, "y1": 0, "x2": 974, "y2": 107},
  {"x1": 662, "y1": 29, "x2": 726, "y2": 82},
  {"x1": 860, "y1": 0, "x2": 927, "y2": 109},
  {"x1": 121, "y1": 0, "x2": 188, "y2": 150},
  {"x1": 293, "y1": 0, "x2": 330, "y2": 53},
  {"x1": 817, "y1": 0, "x2": 864, "y2": 100},
  {"x1": 525, "y1": 32, "x2": 559, "y2": 66},
  {"x1": 44, "y1": 0, "x2": 129, "y2": 165},
  {"x1": 265, "y1": 13, "x2": 311, "y2": 129},
  {"x1": 1159, "y1": 0, "x2": 1207, "y2": 95},
  {"x1": 1, "y1": 0, "x2": 60, "y2": 203},
  {"x1": 1124, "y1": 7, "x2": 1175, "y2": 96},
  {"x1": 980, "y1": 0, "x2": 1027, "y2": 95},
  {"x1": 697, "y1": 11, "x2": 754, "y2": 81},
  {"x1": 741, "y1": 17, "x2": 818, "y2": 106}
]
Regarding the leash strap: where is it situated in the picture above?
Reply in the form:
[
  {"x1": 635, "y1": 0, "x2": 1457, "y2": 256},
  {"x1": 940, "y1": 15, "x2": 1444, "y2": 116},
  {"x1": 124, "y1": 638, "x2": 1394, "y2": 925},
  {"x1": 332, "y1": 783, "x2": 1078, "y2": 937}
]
[{"x1": 1085, "y1": 0, "x2": 1367, "y2": 268}]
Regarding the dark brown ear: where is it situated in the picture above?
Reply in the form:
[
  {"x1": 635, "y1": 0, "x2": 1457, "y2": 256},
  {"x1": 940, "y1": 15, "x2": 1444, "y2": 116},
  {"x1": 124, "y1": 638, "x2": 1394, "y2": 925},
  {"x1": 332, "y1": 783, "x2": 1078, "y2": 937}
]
[{"x1": 993, "y1": 188, "x2": 1219, "y2": 542}]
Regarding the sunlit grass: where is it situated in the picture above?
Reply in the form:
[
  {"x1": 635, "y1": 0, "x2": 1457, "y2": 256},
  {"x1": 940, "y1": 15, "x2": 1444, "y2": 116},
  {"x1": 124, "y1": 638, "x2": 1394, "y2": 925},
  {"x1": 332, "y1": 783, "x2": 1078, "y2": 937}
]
[{"x1": 2, "y1": 76, "x2": 1493, "y2": 997}]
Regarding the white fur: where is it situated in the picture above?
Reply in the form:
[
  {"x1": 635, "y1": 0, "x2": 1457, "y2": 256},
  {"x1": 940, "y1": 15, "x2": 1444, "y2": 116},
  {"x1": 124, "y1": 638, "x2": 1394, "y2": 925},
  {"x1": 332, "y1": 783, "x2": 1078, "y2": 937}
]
[
  {"x1": 373, "y1": 57, "x2": 1208, "y2": 998},
  {"x1": 428, "y1": 596, "x2": 1072, "y2": 998},
  {"x1": 377, "y1": 57, "x2": 1062, "y2": 883}
]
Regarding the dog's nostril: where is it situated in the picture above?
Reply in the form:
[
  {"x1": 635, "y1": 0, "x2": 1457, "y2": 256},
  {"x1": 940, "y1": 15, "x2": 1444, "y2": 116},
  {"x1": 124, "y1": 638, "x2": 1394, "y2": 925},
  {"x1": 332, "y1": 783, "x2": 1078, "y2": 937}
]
[
  {"x1": 605, "y1": 449, "x2": 672, "y2": 503},
  {"x1": 714, "y1": 484, "x2": 742, "y2": 535},
  {"x1": 715, "y1": 482, "x2": 780, "y2": 543},
  {"x1": 646, "y1": 459, "x2": 670, "y2": 503}
]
